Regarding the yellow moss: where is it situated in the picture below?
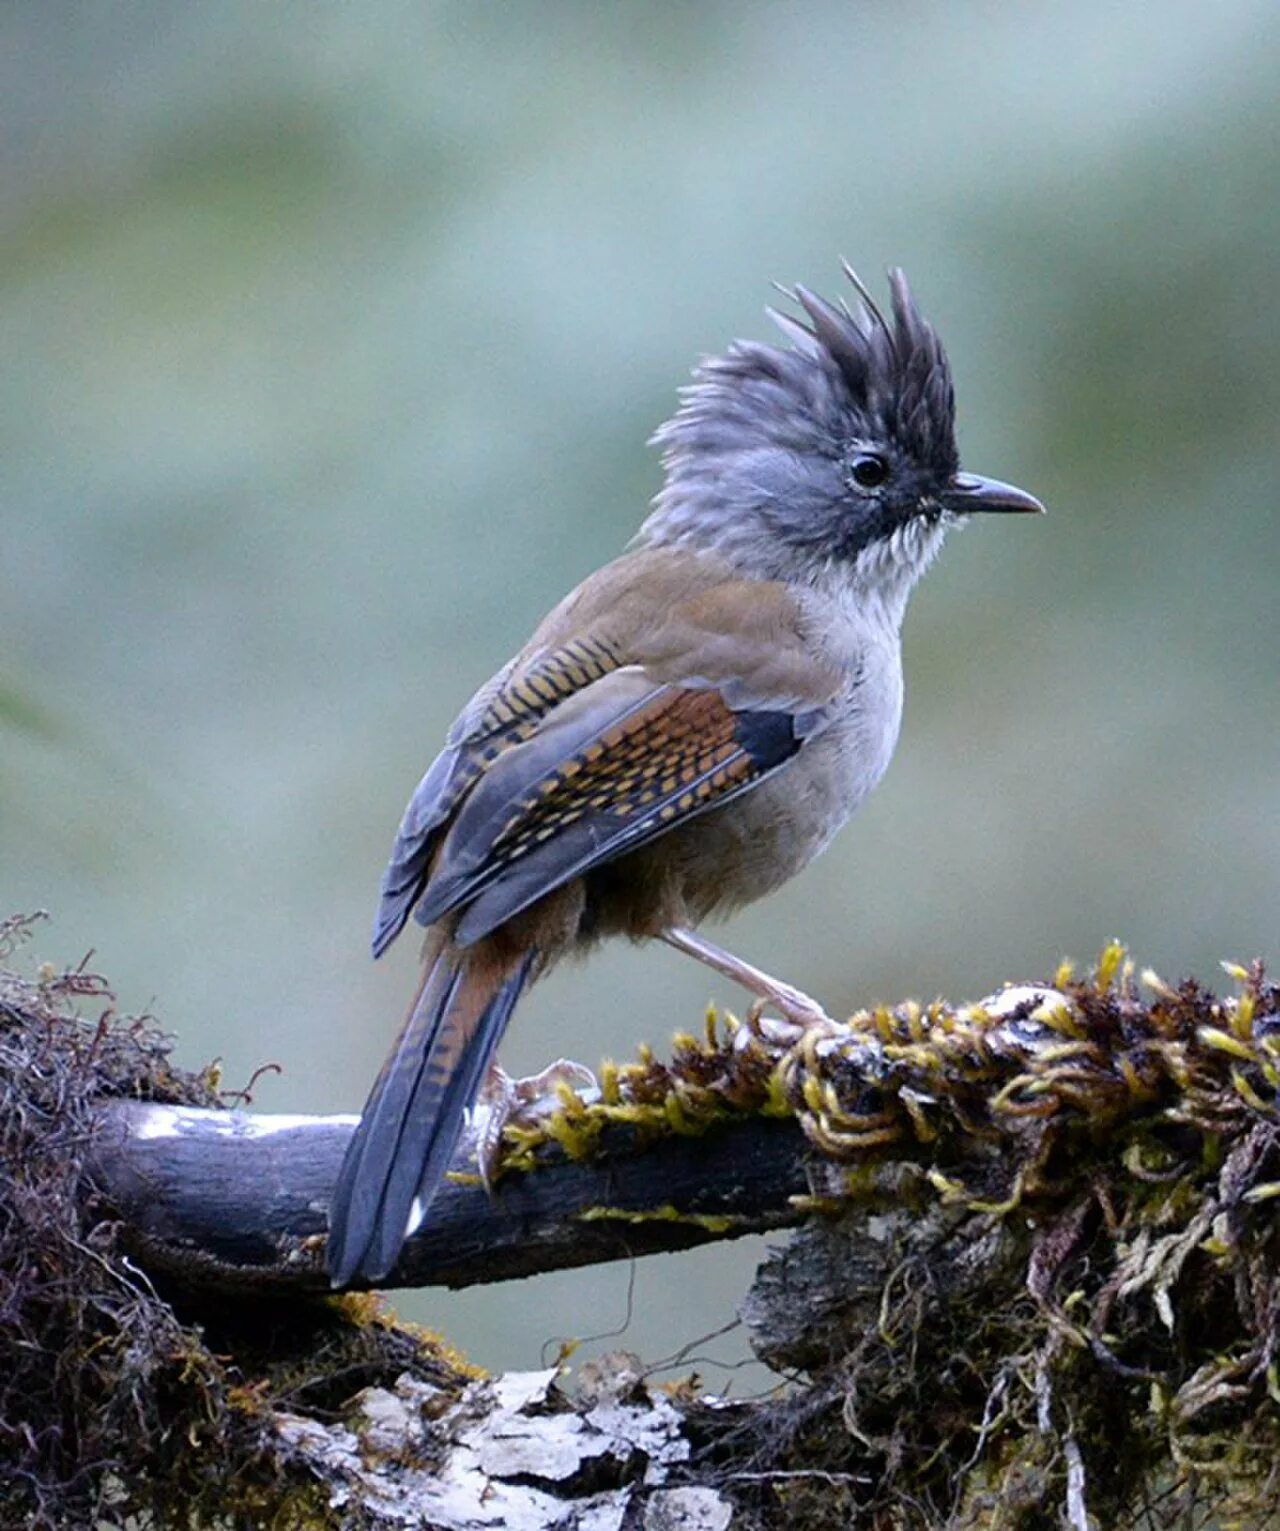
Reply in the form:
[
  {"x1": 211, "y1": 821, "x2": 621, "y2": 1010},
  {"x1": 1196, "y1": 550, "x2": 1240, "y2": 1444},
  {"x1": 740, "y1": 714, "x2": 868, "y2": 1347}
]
[
  {"x1": 1242, "y1": 1181, "x2": 1280, "y2": 1203},
  {"x1": 788, "y1": 1193, "x2": 850, "y2": 1214},
  {"x1": 578, "y1": 1203, "x2": 738, "y2": 1234},
  {"x1": 989, "y1": 1072, "x2": 1039, "y2": 1112},
  {"x1": 1118, "y1": 1054, "x2": 1159, "y2": 1101},
  {"x1": 1230, "y1": 1068, "x2": 1272, "y2": 1113},
  {"x1": 927, "y1": 1168, "x2": 970, "y2": 1202},
  {"x1": 226, "y1": 1381, "x2": 271, "y2": 1416},
  {"x1": 327, "y1": 1291, "x2": 486, "y2": 1379},
  {"x1": 543, "y1": 1103, "x2": 601, "y2": 1159},
  {"x1": 1035, "y1": 999, "x2": 1087, "y2": 1039},
  {"x1": 967, "y1": 1170, "x2": 1025, "y2": 1216},
  {"x1": 843, "y1": 1161, "x2": 893, "y2": 1198},
  {"x1": 329, "y1": 1289, "x2": 383, "y2": 1327},
  {"x1": 872, "y1": 1005, "x2": 895, "y2": 1042},
  {"x1": 761, "y1": 1062, "x2": 792, "y2": 1118},
  {"x1": 1197, "y1": 1025, "x2": 1256, "y2": 1061},
  {"x1": 1096, "y1": 939, "x2": 1127, "y2": 990},
  {"x1": 1142, "y1": 966, "x2": 1179, "y2": 1000},
  {"x1": 607, "y1": 1100, "x2": 669, "y2": 1129},
  {"x1": 663, "y1": 1087, "x2": 694, "y2": 1135},
  {"x1": 900, "y1": 1089, "x2": 938, "y2": 1143}
]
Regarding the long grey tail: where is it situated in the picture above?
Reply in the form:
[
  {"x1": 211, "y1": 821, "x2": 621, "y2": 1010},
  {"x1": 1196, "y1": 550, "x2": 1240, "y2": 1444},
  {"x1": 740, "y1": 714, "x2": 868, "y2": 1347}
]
[{"x1": 326, "y1": 947, "x2": 535, "y2": 1287}]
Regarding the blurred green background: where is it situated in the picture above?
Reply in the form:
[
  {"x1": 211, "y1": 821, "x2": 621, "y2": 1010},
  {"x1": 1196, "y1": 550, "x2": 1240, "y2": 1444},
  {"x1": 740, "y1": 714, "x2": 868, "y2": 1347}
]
[{"x1": 3, "y1": 1, "x2": 1277, "y2": 1388}]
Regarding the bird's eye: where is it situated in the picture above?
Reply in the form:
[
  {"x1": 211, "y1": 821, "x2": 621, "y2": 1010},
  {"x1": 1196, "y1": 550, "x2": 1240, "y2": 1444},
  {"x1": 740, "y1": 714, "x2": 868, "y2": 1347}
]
[{"x1": 849, "y1": 453, "x2": 889, "y2": 490}]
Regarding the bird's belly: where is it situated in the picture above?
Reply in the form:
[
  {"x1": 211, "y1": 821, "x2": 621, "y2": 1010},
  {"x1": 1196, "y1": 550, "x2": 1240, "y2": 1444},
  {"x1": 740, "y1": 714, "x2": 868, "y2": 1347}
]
[
  {"x1": 585, "y1": 695, "x2": 898, "y2": 938},
  {"x1": 677, "y1": 711, "x2": 893, "y2": 917},
  {"x1": 579, "y1": 627, "x2": 904, "y2": 940}
]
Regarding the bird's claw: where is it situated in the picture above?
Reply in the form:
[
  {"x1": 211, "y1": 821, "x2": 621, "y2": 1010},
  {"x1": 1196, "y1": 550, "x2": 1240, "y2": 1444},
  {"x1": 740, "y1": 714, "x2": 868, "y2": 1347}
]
[
  {"x1": 744, "y1": 985, "x2": 839, "y2": 1044},
  {"x1": 510, "y1": 1057, "x2": 599, "y2": 1109},
  {"x1": 470, "y1": 1058, "x2": 599, "y2": 1190}
]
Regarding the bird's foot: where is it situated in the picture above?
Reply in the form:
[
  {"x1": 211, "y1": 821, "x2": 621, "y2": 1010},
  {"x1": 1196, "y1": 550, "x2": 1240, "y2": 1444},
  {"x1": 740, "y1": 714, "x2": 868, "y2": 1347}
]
[
  {"x1": 471, "y1": 1059, "x2": 599, "y2": 1190},
  {"x1": 743, "y1": 983, "x2": 839, "y2": 1045},
  {"x1": 511, "y1": 1057, "x2": 600, "y2": 1111}
]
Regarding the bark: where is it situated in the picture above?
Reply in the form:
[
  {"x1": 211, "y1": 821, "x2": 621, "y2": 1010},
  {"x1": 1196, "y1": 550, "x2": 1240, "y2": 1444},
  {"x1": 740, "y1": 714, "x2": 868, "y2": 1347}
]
[{"x1": 87, "y1": 1098, "x2": 814, "y2": 1290}]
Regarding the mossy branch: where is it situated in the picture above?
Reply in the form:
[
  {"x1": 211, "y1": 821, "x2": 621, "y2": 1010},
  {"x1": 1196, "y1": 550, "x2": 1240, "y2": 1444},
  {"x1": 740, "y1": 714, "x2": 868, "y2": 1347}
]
[
  {"x1": 2, "y1": 912, "x2": 1279, "y2": 1529},
  {"x1": 89, "y1": 1097, "x2": 815, "y2": 1289},
  {"x1": 82, "y1": 942, "x2": 1280, "y2": 1302}
]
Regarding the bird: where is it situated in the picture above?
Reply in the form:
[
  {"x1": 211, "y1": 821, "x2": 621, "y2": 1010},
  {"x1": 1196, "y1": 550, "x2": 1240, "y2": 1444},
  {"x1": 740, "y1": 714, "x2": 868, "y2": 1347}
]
[{"x1": 326, "y1": 264, "x2": 1043, "y2": 1287}]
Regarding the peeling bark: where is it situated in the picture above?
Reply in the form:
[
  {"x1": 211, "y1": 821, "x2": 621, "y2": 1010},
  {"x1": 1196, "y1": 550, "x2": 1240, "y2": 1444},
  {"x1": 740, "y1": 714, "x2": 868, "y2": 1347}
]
[{"x1": 275, "y1": 1365, "x2": 733, "y2": 1531}]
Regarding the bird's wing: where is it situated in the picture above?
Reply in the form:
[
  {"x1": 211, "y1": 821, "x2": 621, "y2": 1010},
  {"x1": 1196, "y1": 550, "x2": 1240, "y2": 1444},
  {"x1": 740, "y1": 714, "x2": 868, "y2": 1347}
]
[
  {"x1": 373, "y1": 630, "x2": 630, "y2": 955},
  {"x1": 378, "y1": 573, "x2": 844, "y2": 950}
]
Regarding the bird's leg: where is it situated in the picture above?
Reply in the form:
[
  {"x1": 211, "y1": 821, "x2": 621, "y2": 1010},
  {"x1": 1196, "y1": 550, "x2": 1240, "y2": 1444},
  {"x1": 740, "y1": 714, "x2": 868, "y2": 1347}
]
[
  {"x1": 662, "y1": 925, "x2": 836, "y2": 1035},
  {"x1": 471, "y1": 1058, "x2": 600, "y2": 1190}
]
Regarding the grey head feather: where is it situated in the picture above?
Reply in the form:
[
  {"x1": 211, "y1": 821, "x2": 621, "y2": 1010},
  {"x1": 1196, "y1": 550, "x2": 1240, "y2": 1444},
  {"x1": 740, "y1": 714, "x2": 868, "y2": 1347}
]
[{"x1": 640, "y1": 267, "x2": 961, "y2": 589}]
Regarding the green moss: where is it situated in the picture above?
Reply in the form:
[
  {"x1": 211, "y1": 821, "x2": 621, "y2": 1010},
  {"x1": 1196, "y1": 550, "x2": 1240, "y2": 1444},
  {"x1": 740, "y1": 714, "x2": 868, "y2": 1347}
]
[
  {"x1": 5, "y1": 912, "x2": 1279, "y2": 1529},
  {"x1": 493, "y1": 943, "x2": 1280, "y2": 1528}
]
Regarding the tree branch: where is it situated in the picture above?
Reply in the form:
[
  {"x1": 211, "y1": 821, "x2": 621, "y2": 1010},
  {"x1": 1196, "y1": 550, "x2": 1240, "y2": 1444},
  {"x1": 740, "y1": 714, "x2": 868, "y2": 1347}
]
[{"x1": 88, "y1": 1099, "x2": 815, "y2": 1289}]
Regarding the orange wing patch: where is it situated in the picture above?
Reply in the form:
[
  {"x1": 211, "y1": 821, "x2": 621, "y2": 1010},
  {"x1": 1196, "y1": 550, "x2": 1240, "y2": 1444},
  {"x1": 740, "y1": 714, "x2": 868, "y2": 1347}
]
[
  {"x1": 475, "y1": 636, "x2": 623, "y2": 736},
  {"x1": 437, "y1": 638, "x2": 627, "y2": 824}
]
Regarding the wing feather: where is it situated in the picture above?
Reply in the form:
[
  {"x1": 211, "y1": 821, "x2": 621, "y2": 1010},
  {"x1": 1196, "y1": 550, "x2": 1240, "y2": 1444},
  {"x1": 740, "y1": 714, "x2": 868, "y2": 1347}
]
[
  {"x1": 416, "y1": 678, "x2": 814, "y2": 941},
  {"x1": 372, "y1": 636, "x2": 626, "y2": 955}
]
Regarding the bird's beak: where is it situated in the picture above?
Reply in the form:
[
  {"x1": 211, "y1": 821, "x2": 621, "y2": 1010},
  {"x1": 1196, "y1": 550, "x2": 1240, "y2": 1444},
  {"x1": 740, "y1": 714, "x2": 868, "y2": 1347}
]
[{"x1": 942, "y1": 472, "x2": 1045, "y2": 516}]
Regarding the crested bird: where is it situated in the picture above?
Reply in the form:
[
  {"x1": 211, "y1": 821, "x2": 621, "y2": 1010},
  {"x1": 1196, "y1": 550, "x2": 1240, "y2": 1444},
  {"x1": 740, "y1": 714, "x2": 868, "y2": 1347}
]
[{"x1": 326, "y1": 265, "x2": 1043, "y2": 1286}]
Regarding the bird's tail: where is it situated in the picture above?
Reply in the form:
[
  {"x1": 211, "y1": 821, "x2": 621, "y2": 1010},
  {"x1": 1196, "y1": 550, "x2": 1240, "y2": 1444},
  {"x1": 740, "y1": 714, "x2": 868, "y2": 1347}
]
[{"x1": 326, "y1": 943, "x2": 536, "y2": 1287}]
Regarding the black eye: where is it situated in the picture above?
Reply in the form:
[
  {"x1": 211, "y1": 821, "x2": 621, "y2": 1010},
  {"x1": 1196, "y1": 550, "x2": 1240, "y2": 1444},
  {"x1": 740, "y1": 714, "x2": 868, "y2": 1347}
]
[{"x1": 850, "y1": 453, "x2": 889, "y2": 490}]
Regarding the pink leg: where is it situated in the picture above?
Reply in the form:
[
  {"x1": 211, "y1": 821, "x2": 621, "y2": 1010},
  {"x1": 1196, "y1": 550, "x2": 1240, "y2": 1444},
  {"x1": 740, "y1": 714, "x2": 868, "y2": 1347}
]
[{"x1": 662, "y1": 926, "x2": 834, "y2": 1030}]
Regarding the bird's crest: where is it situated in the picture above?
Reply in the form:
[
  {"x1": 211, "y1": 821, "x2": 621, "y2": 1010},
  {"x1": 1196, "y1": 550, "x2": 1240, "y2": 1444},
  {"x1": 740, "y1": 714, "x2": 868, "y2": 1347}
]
[{"x1": 652, "y1": 265, "x2": 959, "y2": 481}]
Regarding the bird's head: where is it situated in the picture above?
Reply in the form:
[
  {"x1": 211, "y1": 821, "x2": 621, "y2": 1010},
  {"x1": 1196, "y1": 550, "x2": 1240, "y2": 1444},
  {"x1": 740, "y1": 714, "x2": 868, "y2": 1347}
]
[{"x1": 642, "y1": 265, "x2": 1042, "y2": 614}]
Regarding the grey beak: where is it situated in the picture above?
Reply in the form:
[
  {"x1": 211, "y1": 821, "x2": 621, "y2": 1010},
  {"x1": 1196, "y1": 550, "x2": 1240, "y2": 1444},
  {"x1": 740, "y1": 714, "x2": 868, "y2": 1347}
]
[{"x1": 942, "y1": 472, "x2": 1045, "y2": 516}]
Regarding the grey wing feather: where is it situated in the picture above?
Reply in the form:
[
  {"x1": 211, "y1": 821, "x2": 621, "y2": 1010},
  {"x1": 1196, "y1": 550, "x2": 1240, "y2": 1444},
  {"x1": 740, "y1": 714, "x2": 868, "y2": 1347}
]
[
  {"x1": 373, "y1": 744, "x2": 465, "y2": 957},
  {"x1": 372, "y1": 654, "x2": 533, "y2": 958},
  {"x1": 411, "y1": 669, "x2": 660, "y2": 930}
]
